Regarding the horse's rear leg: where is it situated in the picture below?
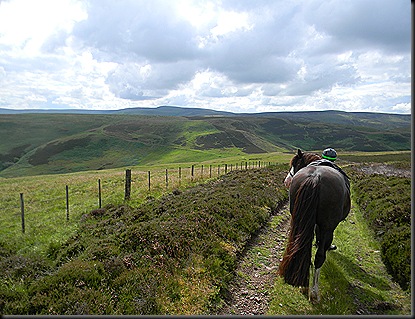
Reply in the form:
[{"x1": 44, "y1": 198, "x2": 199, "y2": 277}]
[
  {"x1": 310, "y1": 230, "x2": 334, "y2": 303},
  {"x1": 310, "y1": 267, "x2": 321, "y2": 303}
]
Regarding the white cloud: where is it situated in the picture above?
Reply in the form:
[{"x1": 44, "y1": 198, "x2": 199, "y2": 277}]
[
  {"x1": 0, "y1": 0, "x2": 86, "y2": 55},
  {"x1": 392, "y1": 103, "x2": 411, "y2": 114},
  {"x1": 0, "y1": 66, "x2": 6, "y2": 79},
  {"x1": 0, "y1": 0, "x2": 410, "y2": 113},
  {"x1": 211, "y1": 10, "x2": 253, "y2": 37}
]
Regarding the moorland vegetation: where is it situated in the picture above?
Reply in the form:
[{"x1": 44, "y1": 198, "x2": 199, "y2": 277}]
[
  {"x1": 0, "y1": 152, "x2": 411, "y2": 315},
  {"x1": 1, "y1": 166, "x2": 288, "y2": 314},
  {"x1": 351, "y1": 170, "x2": 411, "y2": 291}
]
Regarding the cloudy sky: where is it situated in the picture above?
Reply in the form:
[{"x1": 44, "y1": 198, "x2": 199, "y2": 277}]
[{"x1": 0, "y1": 0, "x2": 411, "y2": 114}]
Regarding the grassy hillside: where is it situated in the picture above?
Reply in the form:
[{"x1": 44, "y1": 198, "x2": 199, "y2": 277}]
[
  {"x1": 200, "y1": 116, "x2": 410, "y2": 152},
  {"x1": 0, "y1": 114, "x2": 245, "y2": 177},
  {"x1": 0, "y1": 111, "x2": 410, "y2": 177},
  {"x1": 0, "y1": 152, "x2": 291, "y2": 257},
  {"x1": 256, "y1": 110, "x2": 410, "y2": 130},
  {"x1": 0, "y1": 166, "x2": 289, "y2": 315},
  {"x1": 0, "y1": 152, "x2": 411, "y2": 315}
]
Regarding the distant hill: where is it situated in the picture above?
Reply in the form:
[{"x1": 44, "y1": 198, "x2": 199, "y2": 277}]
[
  {"x1": 253, "y1": 110, "x2": 411, "y2": 130},
  {"x1": 0, "y1": 105, "x2": 232, "y2": 116},
  {"x1": 0, "y1": 107, "x2": 410, "y2": 177},
  {"x1": 0, "y1": 108, "x2": 113, "y2": 115},
  {"x1": 0, "y1": 105, "x2": 410, "y2": 129},
  {"x1": 114, "y1": 105, "x2": 236, "y2": 117}
]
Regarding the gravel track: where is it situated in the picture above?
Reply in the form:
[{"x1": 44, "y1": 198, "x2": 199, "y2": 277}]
[{"x1": 217, "y1": 203, "x2": 291, "y2": 315}]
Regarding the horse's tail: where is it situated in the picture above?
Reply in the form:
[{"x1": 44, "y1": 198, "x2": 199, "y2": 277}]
[{"x1": 279, "y1": 174, "x2": 320, "y2": 287}]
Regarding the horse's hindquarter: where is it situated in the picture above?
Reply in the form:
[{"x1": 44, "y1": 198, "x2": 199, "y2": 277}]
[
  {"x1": 290, "y1": 166, "x2": 350, "y2": 228},
  {"x1": 316, "y1": 166, "x2": 350, "y2": 227}
]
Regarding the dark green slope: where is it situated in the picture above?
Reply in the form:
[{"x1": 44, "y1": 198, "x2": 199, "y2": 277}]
[
  {"x1": 0, "y1": 115, "x2": 219, "y2": 176},
  {"x1": 0, "y1": 114, "x2": 115, "y2": 172},
  {"x1": 199, "y1": 116, "x2": 410, "y2": 152},
  {"x1": 252, "y1": 110, "x2": 410, "y2": 130},
  {"x1": 0, "y1": 111, "x2": 410, "y2": 177}
]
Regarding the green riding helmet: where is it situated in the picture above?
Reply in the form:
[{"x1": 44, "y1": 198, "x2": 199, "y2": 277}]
[{"x1": 322, "y1": 148, "x2": 337, "y2": 161}]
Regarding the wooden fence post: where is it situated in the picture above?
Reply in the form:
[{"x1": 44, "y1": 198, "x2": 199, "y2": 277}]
[
  {"x1": 209, "y1": 165, "x2": 212, "y2": 178},
  {"x1": 191, "y1": 165, "x2": 194, "y2": 180},
  {"x1": 125, "y1": 169, "x2": 131, "y2": 200},
  {"x1": 148, "y1": 171, "x2": 151, "y2": 192},
  {"x1": 179, "y1": 167, "x2": 181, "y2": 186},
  {"x1": 66, "y1": 185, "x2": 69, "y2": 221},
  {"x1": 98, "y1": 179, "x2": 102, "y2": 208},
  {"x1": 165, "y1": 168, "x2": 168, "y2": 189},
  {"x1": 20, "y1": 193, "x2": 25, "y2": 233}
]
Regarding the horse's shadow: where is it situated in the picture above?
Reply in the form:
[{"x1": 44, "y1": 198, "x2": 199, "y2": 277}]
[
  {"x1": 317, "y1": 251, "x2": 398, "y2": 314},
  {"x1": 329, "y1": 251, "x2": 390, "y2": 290}
]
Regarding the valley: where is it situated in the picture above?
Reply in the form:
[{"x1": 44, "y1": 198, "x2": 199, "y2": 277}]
[{"x1": 0, "y1": 108, "x2": 410, "y2": 177}]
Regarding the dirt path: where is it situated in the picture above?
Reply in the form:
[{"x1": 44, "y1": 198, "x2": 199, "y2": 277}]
[
  {"x1": 355, "y1": 163, "x2": 411, "y2": 178},
  {"x1": 216, "y1": 164, "x2": 410, "y2": 315},
  {"x1": 218, "y1": 203, "x2": 291, "y2": 315}
]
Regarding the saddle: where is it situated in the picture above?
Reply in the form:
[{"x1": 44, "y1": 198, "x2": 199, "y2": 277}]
[{"x1": 307, "y1": 159, "x2": 350, "y2": 190}]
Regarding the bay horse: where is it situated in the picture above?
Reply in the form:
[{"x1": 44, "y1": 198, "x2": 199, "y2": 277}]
[{"x1": 279, "y1": 149, "x2": 350, "y2": 302}]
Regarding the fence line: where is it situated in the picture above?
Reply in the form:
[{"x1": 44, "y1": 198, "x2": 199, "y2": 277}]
[
  {"x1": 20, "y1": 193, "x2": 25, "y2": 234},
  {"x1": 11, "y1": 161, "x2": 275, "y2": 233},
  {"x1": 66, "y1": 185, "x2": 69, "y2": 221},
  {"x1": 98, "y1": 179, "x2": 102, "y2": 209}
]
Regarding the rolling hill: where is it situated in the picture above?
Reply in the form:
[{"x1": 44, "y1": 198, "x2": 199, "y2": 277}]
[{"x1": 0, "y1": 107, "x2": 411, "y2": 177}]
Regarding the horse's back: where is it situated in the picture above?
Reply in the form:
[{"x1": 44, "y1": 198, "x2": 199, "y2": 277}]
[{"x1": 291, "y1": 165, "x2": 348, "y2": 195}]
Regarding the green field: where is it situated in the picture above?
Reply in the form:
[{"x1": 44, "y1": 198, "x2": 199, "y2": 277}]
[{"x1": 0, "y1": 152, "x2": 292, "y2": 256}]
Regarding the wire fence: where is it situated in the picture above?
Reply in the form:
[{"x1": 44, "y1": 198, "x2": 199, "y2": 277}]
[{"x1": 1, "y1": 160, "x2": 275, "y2": 235}]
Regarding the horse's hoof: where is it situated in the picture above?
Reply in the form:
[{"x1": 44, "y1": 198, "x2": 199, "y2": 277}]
[
  {"x1": 310, "y1": 290, "x2": 321, "y2": 303},
  {"x1": 328, "y1": 244, "x2": 337, "y2": 250},
  {"x1": 310, "y1": 295, "x2": 321, "y2": 304}
]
